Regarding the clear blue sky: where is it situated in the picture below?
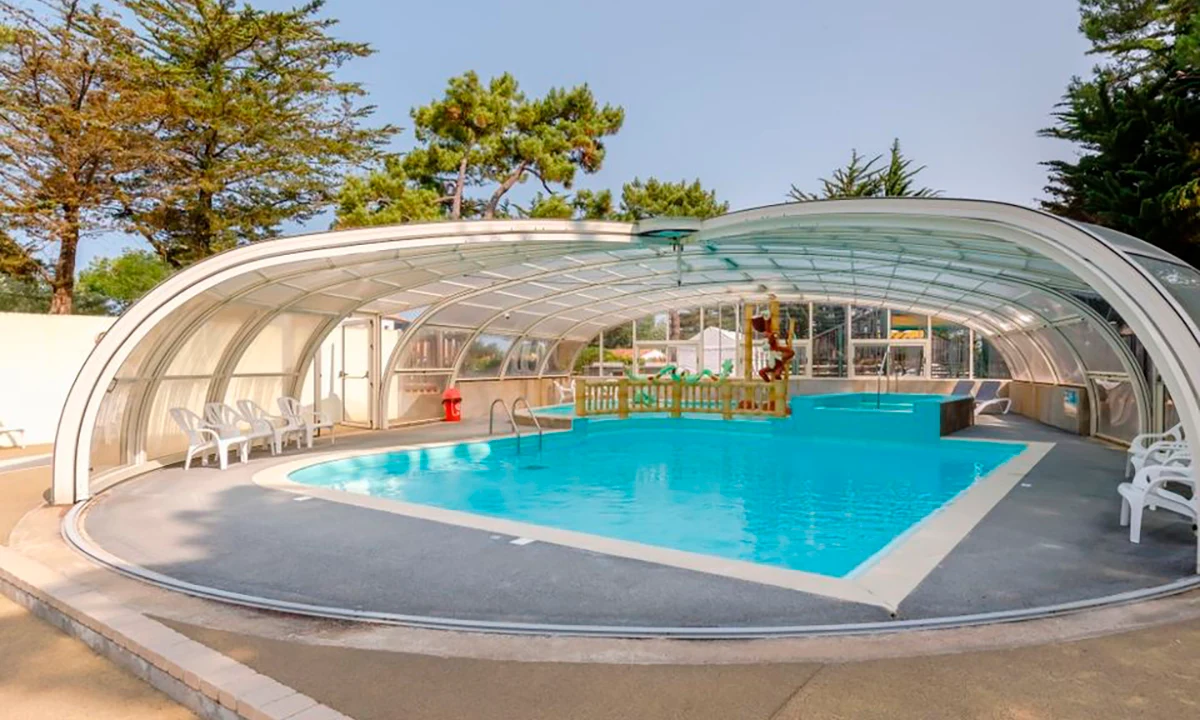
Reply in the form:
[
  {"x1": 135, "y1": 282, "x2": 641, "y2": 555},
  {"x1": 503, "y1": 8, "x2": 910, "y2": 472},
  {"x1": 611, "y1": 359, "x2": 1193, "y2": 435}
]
[{"x1": 81, "y1": 0, "x2": 1094, "y2": 265}]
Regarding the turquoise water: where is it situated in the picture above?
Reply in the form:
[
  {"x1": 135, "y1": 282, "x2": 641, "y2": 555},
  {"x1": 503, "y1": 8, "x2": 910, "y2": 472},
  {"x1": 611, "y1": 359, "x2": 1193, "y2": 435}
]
[{"x1": 290, "y1": 418, "x2": 1024, "y2": 578}]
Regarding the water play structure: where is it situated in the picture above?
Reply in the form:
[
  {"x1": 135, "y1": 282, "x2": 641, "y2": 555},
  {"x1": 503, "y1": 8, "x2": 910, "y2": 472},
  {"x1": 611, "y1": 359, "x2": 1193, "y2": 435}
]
[{"x1": 575, "y1": 297, "x2": 794, "y2": 419}]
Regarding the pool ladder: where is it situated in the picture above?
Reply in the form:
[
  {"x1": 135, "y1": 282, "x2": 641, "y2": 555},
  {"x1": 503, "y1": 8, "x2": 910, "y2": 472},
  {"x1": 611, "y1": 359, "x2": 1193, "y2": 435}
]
[{"x1": 488, "y1": 396, "x2": 543, "y2": 452}]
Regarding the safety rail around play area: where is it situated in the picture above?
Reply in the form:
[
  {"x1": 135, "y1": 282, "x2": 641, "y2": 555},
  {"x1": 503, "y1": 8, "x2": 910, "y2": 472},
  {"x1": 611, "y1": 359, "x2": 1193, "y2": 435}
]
[{"x1": 574, "y1": 377, "x2": 788, "y2": 419}]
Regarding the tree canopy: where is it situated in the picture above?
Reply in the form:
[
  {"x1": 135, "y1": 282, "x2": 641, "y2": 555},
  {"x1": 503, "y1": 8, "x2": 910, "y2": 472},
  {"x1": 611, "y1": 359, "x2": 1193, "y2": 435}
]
[
  {"x1": 399, "y1": 71, "x2": 625, "y2": 220},
  {"x1": 1041, "y1": 1, "x2": 1200, "y2": 264},
  {"x1": 0, "y1": 0, "x2": 163, "y2": 313},
  {"x1": 77, "y1": 249, "x2": 170, "y2": 313},
  {"x1": 117, "y1": 0, "x2": 395, "y2": 267},
  {"x1": 788, "y1": 140, "x2": 939, "y2": 201}
]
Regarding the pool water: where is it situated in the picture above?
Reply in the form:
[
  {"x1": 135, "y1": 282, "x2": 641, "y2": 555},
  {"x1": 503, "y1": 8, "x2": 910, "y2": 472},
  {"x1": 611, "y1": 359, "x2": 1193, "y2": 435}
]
[{"x1": 290, "y1": 418, "x2": 1025, "y2": 578}]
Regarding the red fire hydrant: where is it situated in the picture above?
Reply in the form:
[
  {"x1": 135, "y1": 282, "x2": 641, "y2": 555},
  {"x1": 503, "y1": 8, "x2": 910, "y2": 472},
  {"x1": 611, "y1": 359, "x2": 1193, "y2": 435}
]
[{"x1": 441, "y1": 386, "x2": 462, "y2": 422}]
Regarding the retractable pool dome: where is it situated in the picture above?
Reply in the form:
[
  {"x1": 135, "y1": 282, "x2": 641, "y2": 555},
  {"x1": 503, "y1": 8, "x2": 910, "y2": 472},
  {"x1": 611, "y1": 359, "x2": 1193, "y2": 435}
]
[{"x1": 52, "y1": 198, "x2": 1200, "y2": 571}]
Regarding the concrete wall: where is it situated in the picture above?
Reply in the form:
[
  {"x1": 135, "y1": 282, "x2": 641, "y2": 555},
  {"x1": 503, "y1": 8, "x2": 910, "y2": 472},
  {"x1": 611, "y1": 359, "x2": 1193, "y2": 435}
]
[
  {"x1": 1008, "y1": 381, "x2": 1089, "y2": 436},
  {"x1": 457, "y1": 378, "x2": 558, "y2": 422},
  {"x1": 0, "y1": 312, "x2": 114, "y2": 446}
]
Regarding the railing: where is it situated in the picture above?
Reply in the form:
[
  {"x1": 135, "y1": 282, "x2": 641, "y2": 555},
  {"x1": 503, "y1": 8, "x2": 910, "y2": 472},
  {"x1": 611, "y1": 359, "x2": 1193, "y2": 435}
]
[
  {"x1": 488, "y1": 398, "x2": 521, "y2": 448},
  {"x1": 574, "y1": 377, "x2": 788, "y2": 419},
  {"x1": 510, "y1": 396, "x2": 543, "y2": 450}
]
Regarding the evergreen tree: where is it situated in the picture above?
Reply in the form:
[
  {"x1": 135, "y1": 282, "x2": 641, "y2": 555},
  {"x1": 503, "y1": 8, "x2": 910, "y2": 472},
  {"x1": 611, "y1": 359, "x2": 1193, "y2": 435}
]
[
  {"x1": 1041, "y1": 1, "x2": 1200, "y2": 263},
  {"x1": 788, "y1": 140, "x2": 939, "y2": 201},
  {"x1": 402, "y1": 71, "x2": 624, "y2": 220},
  {"x1": 118, "y1": 0, "x2": 395, "y2": 267}
]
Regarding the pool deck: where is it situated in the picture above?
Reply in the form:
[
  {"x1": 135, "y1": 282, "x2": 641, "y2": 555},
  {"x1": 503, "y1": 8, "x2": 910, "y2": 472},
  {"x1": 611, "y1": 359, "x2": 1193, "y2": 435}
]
[{"x1": 66, "y1": 414, "x2": 1197, "y2": 631}]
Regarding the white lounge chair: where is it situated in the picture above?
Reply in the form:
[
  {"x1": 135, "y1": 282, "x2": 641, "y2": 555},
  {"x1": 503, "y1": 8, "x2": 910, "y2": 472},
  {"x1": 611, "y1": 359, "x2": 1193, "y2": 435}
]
[
  {"x1": 972, "y1": 381, "x2": 1011, "y2": 416},
  {"x1": 1127, "y1": 422, "x2": 1184, "y2": 477},
  {"x1": 552, "y1": 378, "x2": 576, "y2": 404},
  {"x1": 1118, "y1": 461, "x2": 1197, "y2": 543},
  {"x1": 170, "y1": 407, "x2": 248, "y2": 470},
  {"x1": 237, "y1": 399, "x2": 304, "y2": 454},
  {"x1": 205, "y1": 402, "x2": 277, "y2": 456},
  {"x1": 277, "y1": 397, "x2": 334, "y2": 449},
  {"x1": 0, "y1": 424, "x2": 25, "y2": 448}
]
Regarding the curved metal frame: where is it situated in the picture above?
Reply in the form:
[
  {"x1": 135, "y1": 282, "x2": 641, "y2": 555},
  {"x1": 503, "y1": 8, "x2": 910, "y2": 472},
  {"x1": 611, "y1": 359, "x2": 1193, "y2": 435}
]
[{"x1": 50, "y1": 201, "x2": 1200, "y2": 575}]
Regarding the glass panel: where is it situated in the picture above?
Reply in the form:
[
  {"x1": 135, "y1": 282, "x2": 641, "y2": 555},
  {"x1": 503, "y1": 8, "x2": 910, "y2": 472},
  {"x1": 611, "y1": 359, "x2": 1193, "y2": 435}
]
[
  {"x1": 223, "y1": 375, "x2": 286, "y2": 413},
  {"x1": 165, "y1": 304, "x2": 258, "y2": 376},
  {"x1": 931, "y1": 319, "x2": 970, "y2": 378},
  {"x1": 851, "y1": 306, "x2": 887, "y2": 339},
  {"x1": 699, "y1": 326, "x2": 740, "y2": 373},
  {"x1": 778, "y1": 302, "x2": 810, "y2": 339},
  {"x1": 889, "y1": 312, "x2": 927, "y2": 339},
  {"x1": 89, "y1": 379, "x2": 137, "y2": 473},
  {"x1": 1032, "y1": 328, "x2": 1086, "y2": 385},
  {"x1": 144, "y1": 377, "x2": 212, "y2": 459},
  {"x1": 398, "y1": 326, "x2": 471, "y2": 369},
  {"x1": 1095, "y1": 378, "x2": 1140, "y2": 441},
  {"x1": 892, "y1": 346, "x2": 925, "y2": 376},
  {"x1": 459, "y1": 334, "x2": 516, "y2": 378},
  {"x1": 388, "y1": 372, "x2": 450, "y2": 424},
  {"x1": 234, "y1": 312, "x2": 326, "y2": 375},
  {"x1": 1008, "y1": 333, "x2": 1056, "y2": 383},
  {"x1": 506, "y1": 338, "x2": 548, "y2": 377},
  {"x1": 789, "y1": 345, "x2": 809, "y2": 377},
  {"x1": 676, "y1": 308, "x2": 702, "y2": 340},
  {"x1": 1055, "y1": 320, "x2": 1125, "y2": 373},
  {"x1": 973, "y1": 336, "x2": 1012, "y2": 379},
  {"x1": 543, "y1": 340, "x2": 584, "y2": 375},
  {"x1": 1163, "y1": 384, "x2": 1179, "y2": 432},
  {"x1": 853, "y1": 344, "x2": 888, "y2": 376},
  {"x1": 1134, "y1": 256, "x2": 1200, "y2": 328},
  {"x1": 812, "y1": 304, "x2": 846, "y2": 377}
]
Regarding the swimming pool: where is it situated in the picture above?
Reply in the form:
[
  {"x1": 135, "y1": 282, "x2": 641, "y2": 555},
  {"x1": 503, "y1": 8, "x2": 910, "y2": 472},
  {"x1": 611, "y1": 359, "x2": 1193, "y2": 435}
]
[{"x1": 289, "y1": 418, "x2": 1025, "y2": 578}]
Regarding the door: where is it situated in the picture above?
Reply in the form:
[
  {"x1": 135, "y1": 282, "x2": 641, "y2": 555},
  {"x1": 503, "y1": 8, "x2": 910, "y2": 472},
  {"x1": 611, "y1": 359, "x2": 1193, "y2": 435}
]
[{"x1": 339, "y1": 316, "x2": 376, "y2": 428}]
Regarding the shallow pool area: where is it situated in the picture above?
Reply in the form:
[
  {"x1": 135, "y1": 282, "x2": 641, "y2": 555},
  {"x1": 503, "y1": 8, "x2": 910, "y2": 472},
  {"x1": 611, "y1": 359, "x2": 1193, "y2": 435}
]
[{"x1": 289, "y1": 418, "x2": 1024, "y2": 578}]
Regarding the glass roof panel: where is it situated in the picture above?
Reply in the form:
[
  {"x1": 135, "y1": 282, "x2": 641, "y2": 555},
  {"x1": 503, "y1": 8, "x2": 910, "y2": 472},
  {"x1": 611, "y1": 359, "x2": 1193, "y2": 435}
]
[{"x1": 1056, "y1": 320, "x2": 1126, "y2": 373}]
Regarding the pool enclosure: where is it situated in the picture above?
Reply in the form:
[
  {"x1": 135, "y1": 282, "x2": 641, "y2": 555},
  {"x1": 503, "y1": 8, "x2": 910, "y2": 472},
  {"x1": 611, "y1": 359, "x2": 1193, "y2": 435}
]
[{"x1": 52, "y1": 199, "x2": 1200, "y2": 565}]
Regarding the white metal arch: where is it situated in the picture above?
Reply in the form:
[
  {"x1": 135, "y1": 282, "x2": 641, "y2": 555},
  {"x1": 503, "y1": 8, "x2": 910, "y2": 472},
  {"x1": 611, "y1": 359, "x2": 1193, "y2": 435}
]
[{"x1": 51, "y1": 199, "x2": 1200, "y2": 575}]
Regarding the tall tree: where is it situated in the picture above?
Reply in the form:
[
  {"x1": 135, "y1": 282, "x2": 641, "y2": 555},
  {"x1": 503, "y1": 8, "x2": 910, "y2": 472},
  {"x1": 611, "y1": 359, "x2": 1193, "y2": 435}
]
[
  {"x1": 0, "y1": 0, "x2": 162, "y2": 313},
  {"x1": 1041, "y1": 2, "x2": 1200, "y2": 263},
  {"x1": 403, "y1": 71, "x2": 624, "y2": 220},
  {"x1": 118, "y1": 0, "x2": 395, "y2": 267},
  {"x1": 788, "y1": 140, "x2": 939, "y2": 201}
]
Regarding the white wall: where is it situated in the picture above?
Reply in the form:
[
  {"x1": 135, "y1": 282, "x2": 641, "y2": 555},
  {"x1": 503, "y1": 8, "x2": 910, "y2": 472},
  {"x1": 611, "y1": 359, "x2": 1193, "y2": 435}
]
[{"x1": 0, "y1": 312, "x2": 114, "y2": 446}]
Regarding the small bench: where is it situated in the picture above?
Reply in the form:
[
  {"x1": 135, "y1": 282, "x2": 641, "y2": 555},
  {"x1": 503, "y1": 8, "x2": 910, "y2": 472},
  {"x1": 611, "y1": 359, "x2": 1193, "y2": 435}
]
[{"x1": 0, "y1": 426, "x2": 26, "y2": 448}]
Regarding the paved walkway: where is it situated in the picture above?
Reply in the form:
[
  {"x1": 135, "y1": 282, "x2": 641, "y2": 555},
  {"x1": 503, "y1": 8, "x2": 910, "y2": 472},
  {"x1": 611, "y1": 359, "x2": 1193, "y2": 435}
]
[
  {"x1": 166, "y1": 614, "x2": 1200, "y2": 720},
  {"x1": 6, "y1": 431, "x2": 1200, "y2": 719},
  {"x1": 0, "y1": 464, "x2": 196, "y2": 719},
  {"x1": 0, "y1": 595, "x2": 195, "y2": 720}
]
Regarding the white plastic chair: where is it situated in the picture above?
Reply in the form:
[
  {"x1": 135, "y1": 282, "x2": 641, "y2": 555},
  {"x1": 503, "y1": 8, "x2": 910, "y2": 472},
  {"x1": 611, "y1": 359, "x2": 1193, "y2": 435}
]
[
  {"x1": 552, "y1": 379, "x2": 576, "y2": 404},
  {"x1": 1118, "y1": 460, "x2": 1197, "y2": 543},
  {"x1": 1128, "y1": 439, "x2": 1189, "y2": 478},
  {"x1": 205, "y1": 402, "x2": 276, "y2": 456},
  {"x1": 0, "y1": 424, "x2": 25, "y2": 448},
  {"x1": 277, "y1": 397, "x2": 334, "y2": 449},
  {"x1": 1127, "y1": 422, "x2": 1184, "y2": 477},
  {"x1": 170, "y1": 407, "x2": 247, "y2": 470},
  {"x1": 237, "y1": 399, "x2": 304, "y2": 453}
]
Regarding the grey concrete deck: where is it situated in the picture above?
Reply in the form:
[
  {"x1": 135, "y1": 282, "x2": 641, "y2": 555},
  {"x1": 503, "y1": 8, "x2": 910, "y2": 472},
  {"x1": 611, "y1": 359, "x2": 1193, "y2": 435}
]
[{"x1": 79, "y1": 416, "x2": 1197, "y2": 629}]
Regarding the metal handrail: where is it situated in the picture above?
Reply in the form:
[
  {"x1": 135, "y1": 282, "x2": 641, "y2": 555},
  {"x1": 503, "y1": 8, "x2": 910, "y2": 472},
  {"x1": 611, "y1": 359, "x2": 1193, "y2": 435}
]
[
  {"x1": 876, "y1": 346, "x2": 893, "y2": 409},
  {"x1": 489, "y1": 398, "x2": 522, "y2": 451},
  {"x1": 511, "y1": 396, "x2": 543, "y2": 450}
]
